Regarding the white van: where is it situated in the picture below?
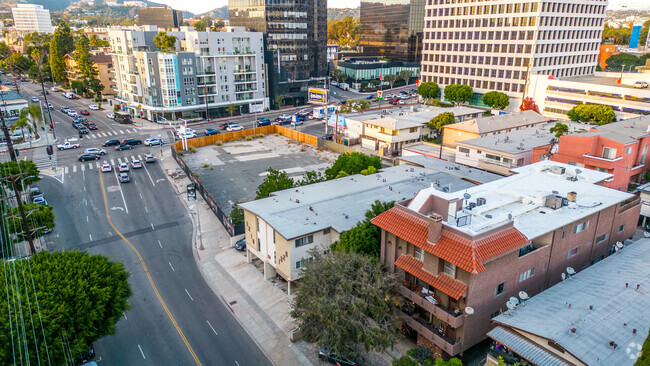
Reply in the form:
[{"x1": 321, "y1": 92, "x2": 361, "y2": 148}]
[{"x1": 63, "y1": 92, "x2": 75, "y2": 99}]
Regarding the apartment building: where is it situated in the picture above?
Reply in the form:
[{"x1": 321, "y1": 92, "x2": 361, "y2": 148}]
[
  {"x1": 372, "y1": 161, "x2": 640, "y2": 358},
  {"x1": 109, "y1": 26, "x2": 267, "y2": 121},
  {"x1": 442, "y1": 110, "x2": 548, "y2": 148},
  {"x1": 532, "y1": 116, "x2": 650, "y2": 192},
  {"x1": 487, "y1": 239, "x2": 649, "y2": 366},
  {"x1": 238, "y1": 166, "x2": 481, "y2": 294},
  {"x1": 64, "y1": 53, "x2": 117, "y2": 96},
  {"x1": 11, "y1": 4, "x2": 53, "y2": 33},
  {"x1": 421, "y1": 0, "x2": 607, "y2": 107}
]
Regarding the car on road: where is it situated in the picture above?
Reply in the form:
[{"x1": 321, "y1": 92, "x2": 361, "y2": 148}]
[
  {"x1": 44, "y1": 102, "x2": 53, "y2": 109},
  {"x1": 57, "y1": 141, "x2": 80, "y2": 150},
  {"x1": 118, "y1": 162, "x2": 130, "y2": 172},
  {"x1": 293, "y1": 115, "x2": 306, "y2": 122},
  {"x1": 115, "y1": 144, "x2": 132, "y2": 151},
  {"x1": 118, "y1": 173, "x2": 130, "y2": 183},
  {"x1": 291, "y1": 121, "x2": 304, "y2": 127},
  {"x1": 297, "y1": 110, "x2": 311, "y2": 118},
  {"x1": 31, "y1": 97, "x2": 39, "y2": 103},
  {"x1": 67, "y1": 110, "x2": 78, "y2": 117},
  {"x1": 40, "y1": 90, "x2": 49, "y2": 95},
  {"x1": 131, "y1": 160, "x2": 143, "y2": 169},
  {"x1": 278, "y1": 114, "x2": 292, "y2": 120},
  {"x1": 272, "y1": 118, "x2": 291, "y2": 126},
  {"x1": 204, "y1": 128, "x2": 220, "y2": 136},
  {"x1": 85, "y1": 122, "x2": 98, "y2": 130},
  {"x1": 84, "y1": 148, "x2": 106, "y2": 155},
  {"x1": 317, "y1": 348, "x2": 361, "y2": 366},
  {"x1": 226, "y1": 123, "x2": 244, "y2": 131},
  {"x1": 29, "y1": 187, "x2": 43, "y2": 201},
  {"x1": 80, "y1": 109, "x2": 90, "y2": 115},
  {"x1": 74, "y1": 116, "x2": 86, "y2": 123},
  {"x1": 144, "y1": 154, "x2": 155, "y2": 163},
  {"x1": 366, "y1": 94, "x2": 374, "y2": 100},
  {"x1": 72, "y1": 121, "x2": 83, "y2": 129},
  {"x1": 102, "y1": 139, "x2": 120, "y2": 147},
  {"x1": 634, "y1": 81, "x2": 649, "y2": 89},
  {"x1": 255, "y1": 118, "x2": 271, "y2": 127},
  {"x1": 178, "y1": 131, "x2": 198, "y2": 139},
  {"x1": 107, "y1": 113, "x2": 115, "y2": 119},
  {"x1": 398, "y1": 99, "x2": 405, "y2": 105},
  {"x1": 33, "y1": 196, "x2": 48, "y2": 206},
  {"x1": 101, "y1": 163, "x2": 112, "y2": 172},
  {"x1": 78, "y1": 126, "x2": 89, "y2": 134},
  {"x1": 144, "y1": 138, "x2": 164, "y2": 146},
  {"x1": 78, "y1": 153, "x2": 100, "y2": 161},
  {"x1": 60, "y1": 106, "x2": 70, "y2": 113},
  {"x1": 51, "y1": 87, "x2": 58, "y2": 92},
  {"x1": 88, "y1": 104, "x2": 99, "y2": 110},
  {"x1": 121, "y1": 138, "x2": 143, "y2": 146},
  {"x1": 235, "y1": 238, "x2": 246, "y2": 251},
  {"x1": 322, "y1": 133, "x2": 334, "y2": 140},
  {"x1": 220, "y1": 122, "x2": 237, "y2": 130}
]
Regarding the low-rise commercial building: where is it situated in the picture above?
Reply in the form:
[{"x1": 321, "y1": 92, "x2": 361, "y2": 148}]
[
  {"x1": 442, "y1": 111, "x2": 549, "y2": 148},
  {"x1": 0, "y1": 89, "x2": 28, "y2": 121},
  {"x1": 532, "y1": 116, "x2": 650, "y2": 191},
  {"x1": 372, "y1": 161, "x2": 640, "y2": 359},
  {"x1": 238, "y1": 166, "x2": 484, "y2": 294},
  {"x1": 487, "y1": 239, "x2": 649, "y2": 366}
]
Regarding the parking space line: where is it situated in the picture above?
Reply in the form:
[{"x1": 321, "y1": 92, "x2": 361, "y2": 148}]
[
  {"x1": 81, "y1": 165, "x2": 85, "y2": 171},
  {"x1": 169, "y1": 262, "x2": 175, "y2": 272},
  {"x1": 138, "y1": 345, "x2": 145, "y2": 359},
  {"x1": 206, "y1": 320, "x2": 218, "y2": 336},
  {"x1": 185, "y1": 289, "x2": 194, "y2": 302}
]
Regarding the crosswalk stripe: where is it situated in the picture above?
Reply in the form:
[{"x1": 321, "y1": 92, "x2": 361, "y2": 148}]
[
  {"x1": 97, "y1": 162, "x2": 101, "y2": 168},
  {"x1": 110, "y1": 159, "x2": 115, "y2": 165},
  {"x1": 101, "y1": 132, "x2": 107, "y2": 137},
  {"x1": 88, "y1": 163, "x2": 94, "y2": 170},
  {"x1": 137, "y1": 154, "x2": 142, "y2": 160},
  {"x1": 64, "y1": 167, "x2": 69, "y2": 174},
  {"x1": 73, "y1": 166, "x2": 77, "y2": 173},
  {"x1": 126, "y1": 129, "x2": 133, "y2": 133},
  {"x1": 81, "y1": 165, "x2": 85, "y2": 172},
  {"x1": 119, "y1": 130, "x2": 124, "y2": 134},
  {"x1": 117, "y1": 158, "x2": 123, "y2": 164},
  {"x1": 130, "y1": 155, "x2": 136, "y2": 161}
]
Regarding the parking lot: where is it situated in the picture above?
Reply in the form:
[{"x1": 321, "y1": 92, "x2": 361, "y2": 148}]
[{"x1": 182, "y1": 134, "x2": 338, "y2": 215}]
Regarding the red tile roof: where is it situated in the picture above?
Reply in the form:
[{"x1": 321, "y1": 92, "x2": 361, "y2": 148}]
[
  {"x1": 373, "y1": 208, "x2": 529, "y2": 275},
  {"x1": 394, "y1": 254, "x2": 468, "y2": 300}
]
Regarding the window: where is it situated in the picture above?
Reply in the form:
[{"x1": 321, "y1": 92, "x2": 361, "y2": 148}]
[
  {"x1": 602, "y1": 147, "x2": 617, "y2": 159},
  {"x1": 295, "y1": 257, "x2": 313, "y2": 269},
  {"x1": 495, "y1": 282, "x2": 506, "y2": 297},
  {"x1": 459, "y1": 147, "x2": 470, "y2": 154},
  {"x1": 295, "y1": 235, "x2": 314, "y2": 248},
  {"x1": 519, "y1": 243, "x2": 534, "y2": 257},
  {"x1": 443, "y1": 261, "x2": 456, "y2": 278},
  {"x1": 596, "y1": 233, "x2": 607, "y2": 243},
  {"x1": 568, "y1": 247, "x2": 578, "y2": 258},
  {"x1": 323, "y1": 228, "x2": 331, "y2": 235},
  {"x1": 626, "y1": 147, "x2": 633, "y2": 155},
  {"x1": 618, "y1": 224, "x2": 625, "y2": 233},
  {"x1": 542, "y1": 262, "x2": 547, "y2": 271},
  {"x1": 415, "y1": 247, "x2": 424, "y2": 261},
  {"x1": 519, "y1": 268, "x2": 535, "y2": 282},
  {"x1": 573, "y1": 221, "x2": 589, "y2": 234},
  {"x1": 561, "y1": 230, "x2": 566, "y2": 239}
]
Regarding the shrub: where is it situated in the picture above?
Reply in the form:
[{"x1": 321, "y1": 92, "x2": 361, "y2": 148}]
[
  {"x1": 202, "y1": 163, "x2": 209, "y2": 168},
  {"x1": 189, "y1": 146, "x2": 197, "y2": 153},
  {"x1": 216, "y1": 142, "x2": 222, "y2": 146},
  {"x1": 177, "y1": 150, "x2": 184, "y2": 156},
  {"x1": 245, "y1": 136, "x2": 252, "y2": 141}
]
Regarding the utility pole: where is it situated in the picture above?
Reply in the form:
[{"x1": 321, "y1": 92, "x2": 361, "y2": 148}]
[
  {"x1": 1, "y1": 109, "x2": 17, "y2": 162},
  {"x1": 1, "y1": 174, "x2": 37, "y2": 255}
]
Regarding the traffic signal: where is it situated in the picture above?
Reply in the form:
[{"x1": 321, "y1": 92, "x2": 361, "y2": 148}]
[
  {"x1": 46, "y1": 145, "x2": 53, "y2": 155},
  {"x1": 377, "y1": 91, "x2": 383, "y2": 100}
]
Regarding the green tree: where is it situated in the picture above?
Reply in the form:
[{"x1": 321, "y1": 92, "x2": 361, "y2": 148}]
[
  {"x1": 399, "y1": 70, "x2": 414, "y2": 86},
  {"x1": 0, "y1": 42, "x2": 11, "y2": 59},
  {"x1": 605, "y1": 53, "x2": 642, "y2": 71},
  {"x1": 88, "y1": 34, "x2": 110, "y2": 48},
  {"x1": 519, "y1": 97, "x2": 540, "y2": 113},
  {"x1": 333, "y1": 200, "x2": 394, "y2": 258},
  {"x1": 0, "y1": 251, "x2": 132, "y2": 365},
  {"x1": 550, "y1": 122, "x2": 569, "y2": 138},
  {"x1": 74, "y1": 34, "x2": 102, "y2": 97},
  {"x1": 0, "y1": 160, "x2": 40, "y2": 192},
  {"x1": 153, "y1": 31, "x2": 177, "y2": 52},
  {"x1": 255, "y1": 168, "x2": 295, "y2": 199},
  {"x1": 24, "y1": 32, "x2": 52, "y2": 55},
  {"x1": 24, "y1": 104, "x2": 43, "y2": 138},
  {"x1": 297, "y1": 170, "x2": 325, "y2": 186},
  {"x1": 482, "y1": 91, "x2": 510, "y2": 110},
  {"x1": 444, "y1": 84, "x2": 473, "y2": 105},
  {"x1": 417, "y1": 81, "x2": 440, "y2": 101},
  {"x1": 230, "y1": 203, "x2": 244, "y2": 225},
  {"x1": 602, "y1": 24, "x2": 632, "y2": 45},
  {"x1": 291, "y1": 250, "x2": 400, "y2": 361},
  {"x1": 393, "y1": 356, "x2": 419, "y2": 366},
  {"x1": 274, "y1": 95, "x2": 285, "y2": 109},
  {"x1": 11, "y1": 108, "x2": 32, "y2": 141},
  {"x1": 435, "y1": 358, "x2": 463, "y2": 366},
  {"x1": 331, "y1": 69, "x2": 346, "y2": 84},
  {"x1": 5, "y1": 203, "x2": 55, "y2": 240},
  {"x1": 636, "y1": 328, "x2": 650, "y2": 366},
  {"x1": 49, "y1": 36, "x2": 67, "y2": 85},
  {"x1": 4, "y1": 52, "x2": 33, "y2": 76},
  {"x1": 341, "y1": 99, "x2": 370, "y2": 113},
  {"x1": 226, "y1": 103, "x2": 237, "y2": 116},
  {"x1": 428, "y1": 112, "x2": 455, "y2": 138},
  {"x1": 641, "y1": 20, "x2": 650, "y2": 47},
  {"x1": 384, "y1": 74, "x2": 399, "y2": 89},
  {"x1": 325, "y1": 152, "x2": 382, "y2": 180},
  {"x1": 567, "y1": 104, "x2": 616, "y2": 125},
  {"x1": 193, "y1": 16, "x2": 212, "y2": 31},
  {"x1": 54, "y1": 21, "x2": 75, "y2": 55},
  {"x1": 327, "y1": 16, "x2": 360, "y2": 50}
]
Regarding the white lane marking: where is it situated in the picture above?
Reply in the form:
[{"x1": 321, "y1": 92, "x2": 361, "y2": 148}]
[
  {"x1": 168, "y1": 262, "x2": 175, "y2": 272},
  {"x1": 73, "y1": 165, "x2": 77, "y2": 173},
  {"x1": 144, "y1": 206, "x2": 149, "y2": 213},
  {"x1": 206, "y1": 320, "x2": 218, "y2": 336},
  {"x1": 82, "y1": 168, "x2": 85, "y2": 181},
  {"x1": 119, "y1": 130, "x2": 124, "y2": 134},
  {"x1": 126, "y1": 129, "x2": 133, "y2": 133},
  {"x1": 137, "y1": 344, "x2": 145, "y2": 359},
  {"x1": 86, "y1": 215, "x2": 89, "y2": 222},
  {"x1": 139, "y1": 193, "x2": 143, "y2": 199},
  {"x1": 185, "y1": 289, "x2": 194, "y2": 302},
  {"x1": 151, "y1": 223, "x2": 155, "y2": 230},
  {"x1": 131, "y1": 155, "x2": 136, "y2": 161},
  {"x1": 235, "y1": 362, "x2": 240, "y2": 366},
  {"x1": 64, "y1": 167, "x2": 69, "y2": 174},
  {"x1": 81, "y1": 164, "x2": 85, "y2": 171},
  {"x1": 158, "y1": 240, "x2": 163, "y2": 248},
  {"x1": 142, "y1": 164, "x2": 156, "y2": 186},
  {"x1": 101, "y1": 132, "x2": 107, "y2": 137},
  {"x1": 89, "y1": 234, "x2": 92, "y2": 241},
  {"x1": 137, "y1": 154, "x2": 142, "y2": 160},
  {"x1": 123, "y1": 312, "x2": 128, "y2": 320},
  {"x1": 117, "y1": 157, "x2": 123, "y2": 164},
  {"x1": 113, "y1": 170, "x2": 129, "y2": 214},
  {"x1": 88, "y1": 163, "x2": 93, "y2": 170},
  {"x1": 96, "y1": 162, "x2": 101, "y2": 168}
]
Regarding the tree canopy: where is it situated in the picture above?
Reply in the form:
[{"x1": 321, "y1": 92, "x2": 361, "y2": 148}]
[
  {"x1": 550, "y1": 122, "x2": 569, "y2": 138},
  {"x1": 482, "y1": 91, "x2": 510, "y2": 110},
  {"x1": 636, "y1": 328, "x2": 650, "y2": 366},
  {"x1": 428, "y1": 112, "x2": 455, "y2": 138},
  {"x1": 193, "y1": 16, "x2": 212, "y2": 32},
  {"x1": 605, "y1": 52, "x2": 647, "y2": 71},
  {"x1": 255, "y1": 168, "x2": 295, "y2": 199},
  {"x1": 567, "y1": 104, "x2": 615, "y2": 125},
  {"x1": 444, "y1": 84, "x2": 473, "y2": 105},
  {"x1": 341, "y1": 99, "x2": 370, "y2": 113},
  {"x1": 0, "y1": 251, "x2": 132, "y2": 365},
  {"x1": 332, "y1": 200, "x2": 394, "y2": 258},
  {"x1": 153, "y1": 32, "x2": 177, "y2": 52},
  {"x1": 325, "y1": 152, "x2": 382, "y2": 180},
  {"x1": 384, "y1": 74, "x2": 399, "y2": 89},
  {"x1": 417, "y1": 81, "x2": 440, "y2": 100},
  {"x1": 291, "y1": 250, "x2": 399, "y2": 360},
  {"x1": 399, "y1": 70, "x2": 414, "y2": 86},
  {"x1": 327, "y1": 16, "x2": 359, "y2": 50},
  {"x1": 5, "y1": 203, "x2": 55, "y2": 241},
  {"x1": 0, "y1": 160, "x2": 40, "y2": 192},
  {"x1": 49, "y1": 36, "x2": 67, "y2": 85},
  {"x1": 74, "y1": 34, "x2": 103, "y2": 98},
  {"x1": 519, "y1": 97, "x2": 540, "y2": 113}
]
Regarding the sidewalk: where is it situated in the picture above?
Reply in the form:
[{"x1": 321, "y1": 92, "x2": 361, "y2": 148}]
[{"x1": 159, "y1": 155, "x2": 313, "y2": 366}]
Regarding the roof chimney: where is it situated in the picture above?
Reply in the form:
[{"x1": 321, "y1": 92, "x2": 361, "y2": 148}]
[{"x1": 427, "y1": 212, "x2": 443, "y2": 244}]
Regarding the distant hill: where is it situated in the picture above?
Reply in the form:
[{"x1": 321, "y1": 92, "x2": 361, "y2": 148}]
[
  {"x1": 328, "y1": 8, "x2": 359, "y2": 20},
  {"x1": 195, "y1": 5, "x2": 228, "y2": 19}
]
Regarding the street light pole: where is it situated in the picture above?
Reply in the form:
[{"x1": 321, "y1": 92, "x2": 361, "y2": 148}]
[{"x1": 196, "y1": 203, "x2": 203, "y2": 250}]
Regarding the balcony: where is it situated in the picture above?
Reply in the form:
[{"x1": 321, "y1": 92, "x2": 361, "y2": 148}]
[
  {"x1": 619, "y1": 196, "x2": 641, "y2": 214},
  {"x1": 398, "y1": 284, "x2": 464, "y2": 328},
  {"x1": 582, "y1": 153, "x2": 621, "y2": 170},
  {"x1": 398, "y1": 309, "x2": 463, "y2": 356},
  {"x1": 233, "y1": 67, "x2": 255, "y2": 74}
]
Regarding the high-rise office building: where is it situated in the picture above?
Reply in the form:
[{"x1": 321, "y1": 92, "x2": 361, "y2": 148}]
[
  {"x1": 421, "y1": 1, "x2": 607, "y2": 105},
  {"x1": 359, "y1": 0, "x2": 426, "y2": 63},
  {"x1": 137, "y1": 6, "x2": 183, "y2": 28},
  {"x1": 229, "y1": 0, "x2": 327, "y2": 107},
  {"x1": 11, "y1": 4, "x2": 54, "y2": 33}
]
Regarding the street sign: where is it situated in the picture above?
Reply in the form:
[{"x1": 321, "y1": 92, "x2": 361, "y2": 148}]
[
  {"x1": 308, "y1": 88, "x2": 328, "y2": 104},
  {"x1": 377, "y1": 91, "x2": 383, "y2": 100},
  {"x1": 380, "y1": 74, "x2": 383, "y2": 81},
  {"x1": 187, "y1": 183, "x2": 196, "y2": 199},
  {"x1": 416, "y1": 79, "x2": 421, "y2": 87}
]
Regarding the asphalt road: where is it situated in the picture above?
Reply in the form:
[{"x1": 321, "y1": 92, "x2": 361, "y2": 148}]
[{"x1": 13, "y1": 79, "x2": 270, "y2": 365}]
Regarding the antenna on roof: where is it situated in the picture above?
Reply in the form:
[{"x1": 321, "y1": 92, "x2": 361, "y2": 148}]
[
  {"x1": 509, "y1": 296, "x2": 520, "y2": 306},
  {"x1": 519, "y1": 291, "x2": 529, "y2": 307},
  {"x1": 561, "y1": 272, "x2": 567, "y2": 282},
  {"x1": 507, "y1": 213, "x2": 513, "y2": 221},
  {"x1": 566, "y1": 267, "x2": 576, "y2": 276},
  {"x1": 506, "y1": 301, "x2": 517, "y2": 315},
  {"x1": 464, "y1": 306, "x2": 474, "y2": 317},
  {"x1": 463, "y1": 192, "x2": 472, "y2": 200}
]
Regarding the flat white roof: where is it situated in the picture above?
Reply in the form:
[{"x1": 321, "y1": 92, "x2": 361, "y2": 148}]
[{"x1": 407, "y1": 161, "x2": 633, "y2": 240}]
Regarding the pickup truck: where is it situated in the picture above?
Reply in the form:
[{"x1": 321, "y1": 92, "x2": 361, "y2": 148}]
[{"x1": 57, "y1": 141, "x2": 80, "y2": 150}]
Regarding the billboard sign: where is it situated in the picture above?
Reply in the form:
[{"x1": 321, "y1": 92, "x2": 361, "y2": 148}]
[{"x1": 308, "y1": 88, "x2": 328, "y2": 104}]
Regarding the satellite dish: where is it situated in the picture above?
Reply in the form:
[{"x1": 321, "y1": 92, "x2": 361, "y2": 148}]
[
  {"x1": 463, "y1": 193, "x2": 472, "y2": 200},
  {"x1": 464, "y1": 306, "x2": 474, "y2": 315},
  {"x1": 506, "y1": 301, "x2": 517, "y2": 311},
  {"x1": 442, "y1": 187, "x2": 450, "y2": 193},
  {"x1": 519, "y1": 291, "x2": 529, "y2": 300},
  {"x1": 566, "y1": 267, "x2": 576, "y2": 275},
  {"x1": 616, "y1": 242, "x2": 624, "y2": 250},
  {"x1": 509, "y1": 296, "x2": 520, "y2": 305},
  {"x1": 561, "y1": 273, "x2": 567, "y2": 281},
  {"x1": 575, "y1": 168, "x2": 583, "y2": 175},
  {"x1": 508, "y1": 213, "x2": 513, "y2": 221}
]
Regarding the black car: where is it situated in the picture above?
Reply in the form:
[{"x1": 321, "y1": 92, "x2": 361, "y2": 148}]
[
  {"x1": 235, "y1": 238, "x2": 246, "y2": 251},
  {"x1": 121, "y1": 138, "x2": 142, "y2": 146},
  {"x1": 115, "y1": 144, "x2": 132, "y2": 151},
  {"x1": 78, "y1": 153, "x2": 100, "y2": 161},
  {"x1": 102, "y1": 139, "x2": 120, "y2": 147},
  {"x1": 318, "y1": 349, "x2": 361, "y2": 366},
  {"x1": 322, "y1": 133, "x2": 334, "y2": 141}
]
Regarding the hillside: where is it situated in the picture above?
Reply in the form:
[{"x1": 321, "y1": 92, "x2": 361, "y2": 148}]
[
  {"x1": 195, "y1": 6, "x2": 228, "y2": 19},
  {"x1": 328, "y1": 8, "x2": 359, "y2": 20}
]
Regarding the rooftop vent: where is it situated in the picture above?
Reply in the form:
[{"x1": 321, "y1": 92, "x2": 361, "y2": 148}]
[
  {"x1": 550, "y1": 166, "x2": 566, "y2": 175},
  {"x1": 545, "y1": 195, "x2": 563, "y2": 210},
  {"x1": 477, "y1": 197, "x2": 486, "y2": 206}
]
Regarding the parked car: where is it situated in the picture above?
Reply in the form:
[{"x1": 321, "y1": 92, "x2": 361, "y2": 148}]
[
  {"x1": 102, "y1": 139, "x2": 120, "y2": 147},
  {"x1": 33, "y1": 196, "x2": 47, "y2": 206},
  {"x1": 51, "y1": 87, "x2": 58, "y2": 92},
  {"x1": 88, "y1": 104, "x2": 99, "y2": 110},
  {"x1": 29, "y1": 187, "x2": 43, "y2": 201},
  {"x1": 118, "y1": 173, "x2": 130, "y2": 183},
  {"x1": 322, "y1": 133, "x2": 334, "y2": 141},
  {"x1": 204, "y1": 129, "x2": 220, "y2": 136},
  {"x1": 144, "y1": 154, "x2": 155, "y2": 163},
  {"x1": 317, "y1": 348, "x2": 361, "y2": 366},
  {"x1": 31, "y1": 97, "x2": 39, "y2": 103},
  {"x1": 78, "y1": 153, "x2": 100, "y2": 162},
  {"x1": 107, "y1": 113, "x2": 115, "y2": 119},
  {"x1": 235, "y1": 238, "x2": 246, "y2": 251}
]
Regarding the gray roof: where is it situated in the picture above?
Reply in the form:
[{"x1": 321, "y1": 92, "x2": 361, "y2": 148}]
[
  {"x1": 396, "y1": 152, "x2": 502, "y2": 184},
  {"x1": 579, "y1": 115, "x2": 650, "y2": 144},
  {"x1": 457, "y1": 122, "x2": 588, "y2": 154},
  {"x1": 349, "y1": 105, "x2": 484, "y2": 125},
  {"x1": 445, "y1": 110, "x2": 549, "y2": 134},
  {"x1": 487, "y1": 326, "x2": 570, "y2": 366},
  {"x1": 0, "y1": 89, "x2": 27, "y2": 102},
  {"x1": 239, "y1": 166, "x2": 477, "y2": 240},
  {"x1": 490, "y1": 239, "x2": 650, "y2": 366}
]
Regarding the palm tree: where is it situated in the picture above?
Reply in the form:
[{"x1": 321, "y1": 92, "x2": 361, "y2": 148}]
[
  {"x1": 26, "y1": 105, "x2": 42, "y2": 138},
  {"x1": 11, "y1": 109, "x2": 32, "y2": 141}
]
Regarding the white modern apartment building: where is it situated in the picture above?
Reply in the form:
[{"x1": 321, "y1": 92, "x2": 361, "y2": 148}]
[
  {"x1": 109, "y1": 26, "x2": 267, "y2": 121},
  {"x1": 421, "y1": 0, "x2": 607, "y2": 108},
  {"x1": 11, "y1": 4, "x2": 54, "y2": 33}
]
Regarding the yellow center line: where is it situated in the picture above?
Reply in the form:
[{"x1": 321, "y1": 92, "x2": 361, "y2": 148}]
[{"x1": 98, "y1": 170, "x2": 202, "y2": 366}]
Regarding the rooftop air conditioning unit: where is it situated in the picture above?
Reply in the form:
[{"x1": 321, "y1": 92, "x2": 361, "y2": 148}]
[
  {"x1": 550, "y1": 166, "x2": 566, "y2": 175},
  {"x1": 545, "y1": 195, "x2": 563, "y2": 210}
]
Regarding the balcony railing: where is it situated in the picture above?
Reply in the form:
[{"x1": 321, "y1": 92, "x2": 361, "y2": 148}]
[
  {"x1": 619, "y1": 196, "x2": 641, "y2": 214},
  {"x1": 398, "y1": 284, "x2": 464, "y2": 328},
  {"x1": 397, "y1": 310, "x2": 463, "y2": 356},
  {"x1": 583, "y1": 153, "x2": 622, "y2": 162}
]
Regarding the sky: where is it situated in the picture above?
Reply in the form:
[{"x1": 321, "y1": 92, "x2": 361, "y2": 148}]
[{"x1": 158, "y1": 0, "x2": 648, "y2": 16}]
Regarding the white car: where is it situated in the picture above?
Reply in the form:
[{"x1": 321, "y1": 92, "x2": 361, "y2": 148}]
[
  {"x1": 118, "y1": 162, "x2": 129, "y2": 172},
  {"x1": 178, "y1": 131, "x2": 197, "y2": 139},
  {"x1": 131, "y1": 160, "x2": 143, "y2": 169},
  {"x1": 84, "y1": 148, "x2": 106, "y2": 155},
  {"x1": 67, "y1": 110, "x2": 78, "y2": 117},
  {"x1": 107, "y1": 113, "x2": 115, "y2": 119},
  {"x1": 51, "y1": 87, "x2": 58, "y2": 92},
  {"x1": 226, "y1": 124, "x2": 244, "y2": 132},
  {"x1": 634, "y1": 81, "x2": 649, "y2": 89},
  {"x1": 89, "y1": 104, "x2": 99, "y2": 110},
  {"x1": 144, "y1": 138, "x2": 163, "y2": 146},
  {"x1": 278, "y1": 114, "x2": 292, "y2": 120},
  {"x1": 101, "y1": 163, "x2": 112, "y2": 172}
]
